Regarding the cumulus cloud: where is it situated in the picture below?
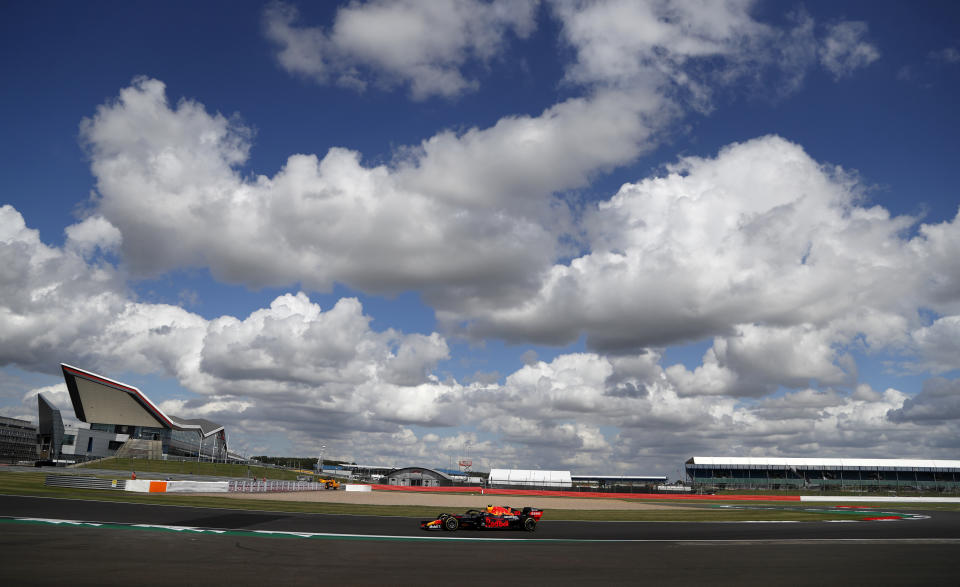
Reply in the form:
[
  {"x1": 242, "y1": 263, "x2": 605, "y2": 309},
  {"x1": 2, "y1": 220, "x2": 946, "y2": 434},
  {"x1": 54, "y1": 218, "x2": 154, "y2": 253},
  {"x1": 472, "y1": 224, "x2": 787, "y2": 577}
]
[
  {"x1": 7, "y1": 3, "x2": 960, "y2": 470},
  {"x1": 888, "y1": 377, "x2": 960, "y2": 424},
  {"x1": 454, "y1": 136, "x2": 927, "y2": 349},
  {"x1": 23, "y1": 384, "x2": 72, "y2": 413},
  {"x1": 453, "y1": 352, "x2": 950, "y2": 471},
  {"x1": 64, "y1": 215, "x2": 122, "y2": 257},
  {"x1": 264, "y1": 0, "x2": 879, "y2": 105},
  {"x1": 818, "y1": 20, "x2": 880, "y2": 79},
  {"x1": 0, "y1": 204, "x2": 462, "y2": 435},
  {"x1": 906, "y1": 316, "x2": 960, "y2": 374},
  {"x1": 0, "y1": 205, "x2": 129, "y2": 372},
  {"x1": 553, "y1": 0, "x2": 771, "y2": 97},
  {"x1": 263, "y1": 0, "x2": 537, "y2": 99},
  {"x1": 551, "y1": 1, "x2": 877, "y2": 107},
  {"x1": 79, "y1": 77, "x2": 674, "y2": 309},
  {"x1": 5, "y1": 201, "x2": 960, "y2": 469},
  {"x1": 82, "y1": 1, "x2": 889, "y2": 313}
]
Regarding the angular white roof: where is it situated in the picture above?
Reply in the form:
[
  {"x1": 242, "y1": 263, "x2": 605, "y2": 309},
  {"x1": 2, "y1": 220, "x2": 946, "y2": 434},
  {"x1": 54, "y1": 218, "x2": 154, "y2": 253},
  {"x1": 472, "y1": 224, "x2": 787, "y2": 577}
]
[
  {"x1": 61, "y1": 364, "x2": 224, "y2": 437},
  {"x1": 686, "y1": 456, "x2": 960, "y2": 469}
]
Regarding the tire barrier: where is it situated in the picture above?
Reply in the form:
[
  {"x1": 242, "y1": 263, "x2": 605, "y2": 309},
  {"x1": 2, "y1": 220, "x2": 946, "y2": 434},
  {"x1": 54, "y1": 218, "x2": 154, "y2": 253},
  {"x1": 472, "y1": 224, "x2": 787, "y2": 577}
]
[{"x1": 44, "y1": 474, "x2": 126, "y2": 490}]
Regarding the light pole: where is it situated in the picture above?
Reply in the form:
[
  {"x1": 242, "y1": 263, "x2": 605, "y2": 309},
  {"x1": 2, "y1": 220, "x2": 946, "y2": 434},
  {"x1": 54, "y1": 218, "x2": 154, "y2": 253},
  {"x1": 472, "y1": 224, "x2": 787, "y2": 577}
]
[
  {"x1": 317, "y1": 444, "x2": 326, "y2": 475},
  {"x1": 197, "y1": 435, "x2": 203, "y2": 463},
  {"x1": 460, "y1": 440, "x2": 472, "y2": 475}
]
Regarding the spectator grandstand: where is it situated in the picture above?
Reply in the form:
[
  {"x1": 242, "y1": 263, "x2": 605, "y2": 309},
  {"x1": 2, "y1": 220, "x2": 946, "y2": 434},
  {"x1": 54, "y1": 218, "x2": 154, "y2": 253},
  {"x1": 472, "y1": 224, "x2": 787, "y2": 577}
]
[{"x1": 686, "y1": 457, "x2": 960, "y2": 492}]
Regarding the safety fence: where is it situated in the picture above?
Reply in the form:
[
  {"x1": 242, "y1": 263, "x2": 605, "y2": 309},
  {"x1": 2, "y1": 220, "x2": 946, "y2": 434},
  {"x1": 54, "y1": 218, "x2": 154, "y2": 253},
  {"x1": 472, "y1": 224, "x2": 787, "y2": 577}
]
[
  {"x1": 45, "y1": 474, "x2": 126, "y2": 490},
  {"x1": 228, "y1": 480, "x2": 329, "y2": 493},
  {"x1": 44, "y1": 475, "x2": 332, "y2": 494}
]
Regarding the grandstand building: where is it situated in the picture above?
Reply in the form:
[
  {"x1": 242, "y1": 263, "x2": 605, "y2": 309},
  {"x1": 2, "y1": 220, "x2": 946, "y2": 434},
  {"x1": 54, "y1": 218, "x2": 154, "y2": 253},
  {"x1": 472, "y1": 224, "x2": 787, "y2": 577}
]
[
  {"x1": 686, "y1": 457, "x2": 960, "y2": 492},
  {"x1": 37, "y1": 393, "x2": 131, "y2": 463},
  {"x1": 57, "y1": 364, "x2": 232, "y2": 462},
  {"x1": 571, "y1": 474, "x2": 668, "y2": 490},
  {"x1": 0, "y1": 416, "x2": 37, "y2": 463}
]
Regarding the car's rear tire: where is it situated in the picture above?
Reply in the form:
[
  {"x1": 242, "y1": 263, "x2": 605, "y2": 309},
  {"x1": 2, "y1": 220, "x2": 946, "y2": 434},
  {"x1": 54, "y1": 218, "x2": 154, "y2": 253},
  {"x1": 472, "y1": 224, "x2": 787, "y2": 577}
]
[
  {"x1": 444, "y1": 516, "x2": 459, "y2": 531},
  {"x1": 522, "y1": 517, "x2": 537, "y2": 532}
]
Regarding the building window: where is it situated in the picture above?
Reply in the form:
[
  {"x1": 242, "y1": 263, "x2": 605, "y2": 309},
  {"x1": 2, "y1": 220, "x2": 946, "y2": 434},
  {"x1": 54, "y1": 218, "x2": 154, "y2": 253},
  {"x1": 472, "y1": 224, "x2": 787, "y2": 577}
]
[{"x1": 86, "y1": 437, "x2": 93, "y2": 452}]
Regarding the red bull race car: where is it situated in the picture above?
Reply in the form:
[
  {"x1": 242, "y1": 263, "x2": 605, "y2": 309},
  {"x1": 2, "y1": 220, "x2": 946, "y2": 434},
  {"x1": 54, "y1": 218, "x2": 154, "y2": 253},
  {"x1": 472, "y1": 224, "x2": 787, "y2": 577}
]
[{"x1": 420, "y1": 505, "x2": 543, "y2": 532}]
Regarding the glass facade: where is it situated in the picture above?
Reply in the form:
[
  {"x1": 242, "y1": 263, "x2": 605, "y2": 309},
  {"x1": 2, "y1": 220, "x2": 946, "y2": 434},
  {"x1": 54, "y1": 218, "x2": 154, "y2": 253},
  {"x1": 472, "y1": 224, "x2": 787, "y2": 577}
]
[
  {"x1": 0, "y1": 416, "x2": 38, "y2": 463},
  {"x1": 686, "y1": 462, "x2": 960, "y2": 492}
]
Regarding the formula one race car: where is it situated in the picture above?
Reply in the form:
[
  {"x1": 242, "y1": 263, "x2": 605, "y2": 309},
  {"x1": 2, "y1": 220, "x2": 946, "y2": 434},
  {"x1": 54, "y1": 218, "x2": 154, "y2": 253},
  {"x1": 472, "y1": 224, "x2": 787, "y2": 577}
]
[{"x1": 420, "y1": 505, "x2": 543, "y2": 532}]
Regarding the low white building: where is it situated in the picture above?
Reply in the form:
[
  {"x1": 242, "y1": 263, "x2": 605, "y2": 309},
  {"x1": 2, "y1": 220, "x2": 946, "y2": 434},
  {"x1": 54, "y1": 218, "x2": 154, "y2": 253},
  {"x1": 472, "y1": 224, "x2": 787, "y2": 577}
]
[{"x1": 487, "y1": 469, "x2": 572, "y2": 488}]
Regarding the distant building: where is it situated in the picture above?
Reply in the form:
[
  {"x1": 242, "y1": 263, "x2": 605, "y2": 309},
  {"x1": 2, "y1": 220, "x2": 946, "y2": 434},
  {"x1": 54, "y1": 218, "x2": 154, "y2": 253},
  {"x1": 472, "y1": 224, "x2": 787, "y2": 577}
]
[
  {"x1": 488, "y1": 469, "x2": 572, "y2": 488},
  {"x1": 571, "y1": 474, "x2": 668, "y2": 490},
  {"x1": 37, "y1": 393, "x2": 127, "y2": 462},
  {"x1": 384, "y1": 467, "x2": 455, "y2": 487},
  {"x1": 36, "y1": 394, "x2": 64, "y2": 460},
  {"x1": 58, "y1": 364, "x2": 234, "y2": 461},
  {"x1": 686, "y1": 456, "x2": 960, "y2": 492},
  {"x1": 0, "y1": 416, "x2": 37, "y2": 463}
]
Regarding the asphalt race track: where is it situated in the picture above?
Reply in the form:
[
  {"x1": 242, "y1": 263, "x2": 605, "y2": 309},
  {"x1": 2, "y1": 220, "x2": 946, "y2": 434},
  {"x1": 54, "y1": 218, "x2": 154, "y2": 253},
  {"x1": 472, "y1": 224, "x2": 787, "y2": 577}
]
[{"x1": 2, "y1": 494, "x2": 958, "y2": 585}]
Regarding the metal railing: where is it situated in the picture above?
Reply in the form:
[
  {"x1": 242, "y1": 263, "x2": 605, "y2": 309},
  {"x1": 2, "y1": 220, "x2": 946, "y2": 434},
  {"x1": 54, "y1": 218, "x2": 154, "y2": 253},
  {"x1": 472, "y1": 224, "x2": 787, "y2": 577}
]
[
  {"x1": 44, "y1": 474, "x2": 126, "y2": 490},
  {"x1": 228, "y1": 480, "x2": 331, "y2": 493}
]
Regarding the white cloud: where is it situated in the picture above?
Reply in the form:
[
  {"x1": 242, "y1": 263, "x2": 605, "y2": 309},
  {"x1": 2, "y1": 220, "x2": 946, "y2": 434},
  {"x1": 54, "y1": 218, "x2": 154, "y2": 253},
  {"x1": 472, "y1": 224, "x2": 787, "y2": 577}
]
[
  {"x1": 550, "y1": 1, "x2": 876, "y2": 107},
  {"x1": 0, "y1": 205, "x2": 129, "y2": 372},
  {"x1": 79, "y1": 77, "x2": 675, "y2": 310},
  {"x1": 263, "y1": 0, "x2": 538, "y2": 100},
  {"x1": 4, "y1": 201, "x2": 960, "y2": 469},
  {"x1": 6, "y1": 3, "x2": 960, "y2": 470},
  {"x1": 818, "y1": 20, "x2": 880, "y2": 79},
  {"x1": 907, "y1": 316, "x2": 960, "y2": 374},
  {"x1": 553, "y1": 0, "x2": 771, "y2": 94},
  {"x1": 0, "y1": 204, "x2": 465, "y2": 439},
  {"x1": 455, "y1": 136, "x2": 923, "y2": 350},
  {"x1": 64, "y1": 215, "x2": 122, "y2": 257},
  {"x1": 888, "y1": 378, "x2": 960, "y2": 423},
  {"x1": 23, "y1": 383, "x2": 71, "y2": 412}
]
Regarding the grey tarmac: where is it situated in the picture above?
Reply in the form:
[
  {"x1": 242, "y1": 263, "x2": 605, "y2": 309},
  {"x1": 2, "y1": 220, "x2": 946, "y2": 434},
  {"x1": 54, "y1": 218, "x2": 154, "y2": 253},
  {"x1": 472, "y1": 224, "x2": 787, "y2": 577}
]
[{"x1": 2, "y1": 494, "x2": 959, "y2": 585}]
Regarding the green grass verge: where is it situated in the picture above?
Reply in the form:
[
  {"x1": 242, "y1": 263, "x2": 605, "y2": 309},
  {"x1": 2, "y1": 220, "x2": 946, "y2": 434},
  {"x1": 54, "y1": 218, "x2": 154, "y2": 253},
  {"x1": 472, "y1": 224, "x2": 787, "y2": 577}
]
[{"x1": 5, "y1": 470, "x2": 952, "y2": 521}]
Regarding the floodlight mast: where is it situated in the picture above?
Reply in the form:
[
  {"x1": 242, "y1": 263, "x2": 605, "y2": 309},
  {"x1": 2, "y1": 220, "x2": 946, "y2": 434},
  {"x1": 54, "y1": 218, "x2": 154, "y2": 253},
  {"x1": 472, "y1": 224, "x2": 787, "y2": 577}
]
[{"x1": 317, "y1": 444, "x2": 326, "y2": 474}]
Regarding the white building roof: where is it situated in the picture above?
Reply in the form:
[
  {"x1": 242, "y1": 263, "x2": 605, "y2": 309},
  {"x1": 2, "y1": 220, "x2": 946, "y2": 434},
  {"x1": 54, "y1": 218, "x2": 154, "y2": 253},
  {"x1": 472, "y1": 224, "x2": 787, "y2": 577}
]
[
  {"x1": 61, "y1": 364, "x2": 224, "y2": 438},
  {"x1": 488, "y1": 469, "x2": 572, "y2": 485},
  {"x1": 686, "y1": 457, "x2": 960, "y2": 469}
]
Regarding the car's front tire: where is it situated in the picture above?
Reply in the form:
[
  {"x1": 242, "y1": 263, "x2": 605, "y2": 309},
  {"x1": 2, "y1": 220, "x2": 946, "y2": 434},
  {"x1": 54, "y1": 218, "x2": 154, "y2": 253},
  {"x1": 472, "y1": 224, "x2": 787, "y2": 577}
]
[{"x1": 444, "y1": 516, "x2": 459, "y2": 531}]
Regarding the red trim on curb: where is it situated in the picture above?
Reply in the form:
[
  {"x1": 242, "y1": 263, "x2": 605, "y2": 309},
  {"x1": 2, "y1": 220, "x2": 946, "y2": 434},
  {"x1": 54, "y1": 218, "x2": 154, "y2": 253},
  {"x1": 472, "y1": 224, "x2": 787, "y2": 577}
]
[{"x1": 368, "y1": 484, "x2": 802, "y2": 501}]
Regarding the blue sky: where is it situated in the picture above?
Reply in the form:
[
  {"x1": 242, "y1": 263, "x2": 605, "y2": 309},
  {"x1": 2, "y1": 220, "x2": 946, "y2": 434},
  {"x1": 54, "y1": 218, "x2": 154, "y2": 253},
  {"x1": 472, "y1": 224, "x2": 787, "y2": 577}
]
[{"x1": 2, "y1": 0, "x2": 959, "y2": 475}]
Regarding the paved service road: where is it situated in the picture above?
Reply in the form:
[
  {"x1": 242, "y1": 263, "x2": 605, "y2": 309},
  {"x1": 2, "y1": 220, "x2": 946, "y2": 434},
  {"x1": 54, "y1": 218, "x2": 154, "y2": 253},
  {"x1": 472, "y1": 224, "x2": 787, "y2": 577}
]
[{"x1": 2, "y1": 495, "x2": 958, "y2": 585}]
